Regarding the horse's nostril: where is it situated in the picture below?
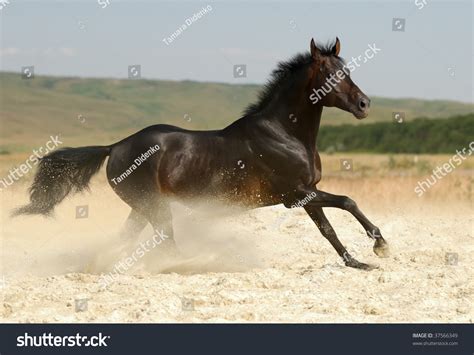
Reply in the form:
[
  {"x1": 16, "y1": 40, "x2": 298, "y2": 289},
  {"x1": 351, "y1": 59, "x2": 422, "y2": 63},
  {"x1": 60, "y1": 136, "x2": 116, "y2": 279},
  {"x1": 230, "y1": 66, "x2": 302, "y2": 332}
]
[{"x1": 359, "y1": 98, "x2": 369, "y2": 110}]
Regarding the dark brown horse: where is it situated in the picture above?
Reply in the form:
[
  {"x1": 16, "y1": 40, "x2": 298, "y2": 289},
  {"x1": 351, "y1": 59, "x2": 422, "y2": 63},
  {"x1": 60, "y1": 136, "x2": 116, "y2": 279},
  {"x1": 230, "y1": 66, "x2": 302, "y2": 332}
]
[{"x1": 14, "y1": 38, "x2": 389, "y2": 270}]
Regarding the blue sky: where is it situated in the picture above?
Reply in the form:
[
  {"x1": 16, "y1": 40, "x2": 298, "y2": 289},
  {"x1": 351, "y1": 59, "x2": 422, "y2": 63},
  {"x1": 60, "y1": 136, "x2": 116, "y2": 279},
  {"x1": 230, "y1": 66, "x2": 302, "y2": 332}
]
[{"x1": 0, "y1": 0, "x2": 472, "y2": 102}]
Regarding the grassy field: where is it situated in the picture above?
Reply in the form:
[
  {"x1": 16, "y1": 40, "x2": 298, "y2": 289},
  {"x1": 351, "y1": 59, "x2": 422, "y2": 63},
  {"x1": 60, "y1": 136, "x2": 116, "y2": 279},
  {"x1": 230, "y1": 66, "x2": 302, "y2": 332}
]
[{"x1": 1, "y1": 72, "x2": 473, "y2": 153}]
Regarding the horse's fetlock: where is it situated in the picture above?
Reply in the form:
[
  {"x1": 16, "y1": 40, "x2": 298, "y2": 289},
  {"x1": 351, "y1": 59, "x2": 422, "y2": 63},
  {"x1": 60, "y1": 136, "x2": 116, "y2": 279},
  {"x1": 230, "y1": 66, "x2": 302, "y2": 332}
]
[{"x1": 368, "y1": 227, "x2": 382, "y2": 239}]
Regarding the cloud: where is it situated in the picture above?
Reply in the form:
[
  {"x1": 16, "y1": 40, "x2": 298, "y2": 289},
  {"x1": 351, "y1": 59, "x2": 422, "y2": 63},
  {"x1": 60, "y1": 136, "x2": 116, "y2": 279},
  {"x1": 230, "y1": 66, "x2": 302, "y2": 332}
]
[
  {"x1": 58, "y1": 47, "x2": 77, "y2": 57},
  {"x1": 43, "y1": 47, "x2": 77, "y2": 57},
  {"x1": 0, "y1": 47, "x2": 20, "y2": 56},
  {"x1": 0, "y1": 47, "x2": 78, "y2": 57}
]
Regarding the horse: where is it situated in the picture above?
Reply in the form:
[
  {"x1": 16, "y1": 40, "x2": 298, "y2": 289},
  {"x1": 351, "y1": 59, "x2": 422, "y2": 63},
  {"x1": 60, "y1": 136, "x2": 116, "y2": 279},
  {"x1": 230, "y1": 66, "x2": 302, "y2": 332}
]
[{"x1": 13, "y1": 38, "x2": 389, "y2": 270}]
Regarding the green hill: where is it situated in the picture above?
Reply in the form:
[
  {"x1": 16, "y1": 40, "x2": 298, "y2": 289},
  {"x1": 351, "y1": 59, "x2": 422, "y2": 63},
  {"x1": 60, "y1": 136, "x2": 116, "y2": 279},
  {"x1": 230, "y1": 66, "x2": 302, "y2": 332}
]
[{"x1": 0, "y1": 72, "x2": 472, "y2": 153}]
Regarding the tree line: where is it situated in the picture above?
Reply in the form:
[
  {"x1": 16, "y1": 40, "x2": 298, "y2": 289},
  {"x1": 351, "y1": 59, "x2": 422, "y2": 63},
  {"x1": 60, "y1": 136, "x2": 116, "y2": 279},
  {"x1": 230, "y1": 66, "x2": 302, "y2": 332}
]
[{"x1": 318, "y1": 114, "x2": 474, "y2": 153}]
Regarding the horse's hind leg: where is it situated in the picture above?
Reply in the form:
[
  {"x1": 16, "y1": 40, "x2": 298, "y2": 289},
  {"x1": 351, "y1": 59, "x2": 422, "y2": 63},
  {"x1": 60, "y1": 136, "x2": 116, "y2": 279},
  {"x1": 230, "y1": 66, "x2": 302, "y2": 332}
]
[
  {"x1": 138, "y1": 197, "x2": 178, "y2": 255},
  {"x1": 118, "y1": 209, "x2": 148, "y2": 240},
  {"x1": 304, "y1": 206, "x2": 377, "y2": 270}
]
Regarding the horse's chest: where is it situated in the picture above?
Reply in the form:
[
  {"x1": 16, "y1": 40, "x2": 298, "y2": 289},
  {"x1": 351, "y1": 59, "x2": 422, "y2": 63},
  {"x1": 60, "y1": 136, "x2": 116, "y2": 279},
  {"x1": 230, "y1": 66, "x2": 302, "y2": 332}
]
[
  {"x1": 312, "y1": 166, "x2": 322, "y2": 185},
  {"x1": 299, "y1": 151, "x2": 322, "y2": 186},
  {"x1": 312, "y1": 152, "x2": 322, "y2": 185}
]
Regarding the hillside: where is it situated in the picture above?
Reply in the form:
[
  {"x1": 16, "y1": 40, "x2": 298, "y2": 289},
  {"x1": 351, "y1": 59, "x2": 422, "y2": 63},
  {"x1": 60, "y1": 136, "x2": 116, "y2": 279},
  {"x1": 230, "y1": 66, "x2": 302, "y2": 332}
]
[{"x1": 0, "y1": 72, "x2": 472, "y2": 153}]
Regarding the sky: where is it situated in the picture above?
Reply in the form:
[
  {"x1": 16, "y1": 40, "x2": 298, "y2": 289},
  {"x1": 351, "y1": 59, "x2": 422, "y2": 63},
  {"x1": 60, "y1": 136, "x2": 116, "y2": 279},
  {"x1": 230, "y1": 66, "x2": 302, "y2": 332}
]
[{"x1": 0, "y1": 0, "x2": 472, "y2": 102}]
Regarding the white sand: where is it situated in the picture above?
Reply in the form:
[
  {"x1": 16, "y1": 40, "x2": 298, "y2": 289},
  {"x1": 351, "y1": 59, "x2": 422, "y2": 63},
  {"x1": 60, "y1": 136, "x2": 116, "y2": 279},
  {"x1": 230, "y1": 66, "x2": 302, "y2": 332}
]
[{"x1": 1, "y1": 180, "x2": 472, "y2": 323}]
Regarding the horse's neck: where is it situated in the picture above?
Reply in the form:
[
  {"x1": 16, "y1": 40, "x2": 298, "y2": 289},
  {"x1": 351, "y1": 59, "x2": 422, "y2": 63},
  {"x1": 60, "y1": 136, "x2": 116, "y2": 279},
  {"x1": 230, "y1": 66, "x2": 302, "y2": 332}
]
[
  {"x1": 232, "y1": 102, "x2": 323, "y2": 154},
  {"x1": 300, "y1": 105, "x2": 323, "y2": 150},
  {"x1": 225, "y1": 91, "x2": 323, "y2": 153},
  {"x1": 273, "y1": 103, "x2": 323, "y2": 152},
  {"x1": 274, "y1": 80, "x2": 323, "y2": 150}
]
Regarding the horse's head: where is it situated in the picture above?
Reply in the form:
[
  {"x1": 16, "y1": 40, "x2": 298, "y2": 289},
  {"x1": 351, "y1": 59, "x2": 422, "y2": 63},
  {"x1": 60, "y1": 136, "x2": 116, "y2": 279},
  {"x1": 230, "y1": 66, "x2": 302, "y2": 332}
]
[{"x1": 308, "y1": 38, "x2": 370, "y2": 119}]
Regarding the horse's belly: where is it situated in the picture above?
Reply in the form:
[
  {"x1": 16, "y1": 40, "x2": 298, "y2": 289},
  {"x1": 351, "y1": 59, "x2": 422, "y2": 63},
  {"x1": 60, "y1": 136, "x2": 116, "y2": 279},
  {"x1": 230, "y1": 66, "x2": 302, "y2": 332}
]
[{"x1": 160, "y1": 160, "x2": 279, "y2": 206}]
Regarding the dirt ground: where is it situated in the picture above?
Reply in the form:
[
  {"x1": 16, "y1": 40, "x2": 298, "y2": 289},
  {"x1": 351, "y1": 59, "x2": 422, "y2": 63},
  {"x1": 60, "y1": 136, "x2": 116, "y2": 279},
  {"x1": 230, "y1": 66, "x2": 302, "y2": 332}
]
[{"x1": 0, "y1": 156, "x2": 473, "y2": 323}]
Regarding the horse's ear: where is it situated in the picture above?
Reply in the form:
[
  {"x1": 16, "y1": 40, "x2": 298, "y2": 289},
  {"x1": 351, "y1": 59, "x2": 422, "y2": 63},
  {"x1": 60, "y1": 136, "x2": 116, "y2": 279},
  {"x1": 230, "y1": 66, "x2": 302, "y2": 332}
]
[
  {"x1": 310, "y1": 38, "x2": 321, "y2": 61},
  {"x1": 332, "y1": 37, "x2": 341, "y2": 56}
]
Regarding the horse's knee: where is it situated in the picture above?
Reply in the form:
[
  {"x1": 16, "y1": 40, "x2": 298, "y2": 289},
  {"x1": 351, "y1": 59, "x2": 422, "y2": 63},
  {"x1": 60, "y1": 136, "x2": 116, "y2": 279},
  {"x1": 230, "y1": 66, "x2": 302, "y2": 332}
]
[{"x1": 342, "y1": 197, "x2": 357, "y2": 211}]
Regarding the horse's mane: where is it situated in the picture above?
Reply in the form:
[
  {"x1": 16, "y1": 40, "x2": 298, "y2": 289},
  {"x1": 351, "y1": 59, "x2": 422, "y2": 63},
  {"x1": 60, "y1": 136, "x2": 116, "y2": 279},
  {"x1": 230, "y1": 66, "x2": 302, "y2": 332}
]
[{"x1": 243, "y1": 41, "x2": 342, "y2": 116}]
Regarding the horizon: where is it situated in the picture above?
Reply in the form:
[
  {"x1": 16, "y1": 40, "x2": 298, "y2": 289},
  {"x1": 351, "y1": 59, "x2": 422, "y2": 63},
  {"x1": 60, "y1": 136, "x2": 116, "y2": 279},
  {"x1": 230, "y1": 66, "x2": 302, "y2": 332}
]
[
  {"x1": 1, "y1": 70, "x2": 473, "y2": 105},
  {"x1": 0, "y1": 1, "x2": 472, "y2": 103}
]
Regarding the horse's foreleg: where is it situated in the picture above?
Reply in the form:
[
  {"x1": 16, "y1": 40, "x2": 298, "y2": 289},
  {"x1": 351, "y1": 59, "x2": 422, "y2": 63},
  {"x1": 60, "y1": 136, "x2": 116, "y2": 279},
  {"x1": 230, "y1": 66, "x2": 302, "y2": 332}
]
[
  {"x1": 304, "y1": 206, "x2": 377, "y2": 270},
  {"x1": 287, "y1": 185, "x2": 389, "y2": 258},
  {"x1": 316, "y1": 190, "x2": 389, "y2": 257},
  {"x1": 306, "y1": 190, "x2": 389, "y2": 258}
]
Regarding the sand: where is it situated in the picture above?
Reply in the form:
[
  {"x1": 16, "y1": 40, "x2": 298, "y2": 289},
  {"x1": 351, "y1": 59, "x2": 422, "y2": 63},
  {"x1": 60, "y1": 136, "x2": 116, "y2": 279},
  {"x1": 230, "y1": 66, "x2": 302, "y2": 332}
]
[{"x1": 0, "y1": 173, "x2": 472, "y2": 323}]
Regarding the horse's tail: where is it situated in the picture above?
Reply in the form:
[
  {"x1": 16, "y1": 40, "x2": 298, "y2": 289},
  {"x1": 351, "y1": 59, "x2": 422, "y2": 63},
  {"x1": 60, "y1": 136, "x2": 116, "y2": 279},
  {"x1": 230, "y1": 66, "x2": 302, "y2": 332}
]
[{"x1": 12, "y1": 145, "x2": 111, "y2": 217}]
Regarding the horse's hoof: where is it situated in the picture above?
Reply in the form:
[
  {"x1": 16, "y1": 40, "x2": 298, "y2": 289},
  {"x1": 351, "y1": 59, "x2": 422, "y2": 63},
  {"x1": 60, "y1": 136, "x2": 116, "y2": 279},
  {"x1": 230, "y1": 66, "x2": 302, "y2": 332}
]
[
  {"x1": 345, "y1": 258, "x2": 378, "y2": 271},
  {"x1": 373, "y1": 238, "x2": 390, "y2": 258}
]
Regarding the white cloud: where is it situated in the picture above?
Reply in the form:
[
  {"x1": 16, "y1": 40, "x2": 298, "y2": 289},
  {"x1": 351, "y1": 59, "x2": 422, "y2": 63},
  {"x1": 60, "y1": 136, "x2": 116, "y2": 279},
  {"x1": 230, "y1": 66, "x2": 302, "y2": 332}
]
[
  {"x1": 0, "y1": 47, "x2": 20, "y2": 56},
  {"x1": 58, "y1": 47, "x2": 77, "y2": 57},
  {"x1": 0, "y1": 47, "x2": 78, "y2": 57}
]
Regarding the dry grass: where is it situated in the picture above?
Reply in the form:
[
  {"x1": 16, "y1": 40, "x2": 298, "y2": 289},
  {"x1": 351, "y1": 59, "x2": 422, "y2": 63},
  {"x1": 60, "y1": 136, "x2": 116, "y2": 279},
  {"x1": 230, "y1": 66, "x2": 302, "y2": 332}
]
[{"x1": 1, "y1": 152, "x2": 472, "y2": 206}]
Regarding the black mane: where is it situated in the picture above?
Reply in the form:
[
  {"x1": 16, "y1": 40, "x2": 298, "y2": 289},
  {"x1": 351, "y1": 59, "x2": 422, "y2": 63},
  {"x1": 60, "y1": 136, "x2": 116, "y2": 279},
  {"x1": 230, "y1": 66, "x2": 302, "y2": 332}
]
[{"x1": 243, "y1": 41, "x2": 342, "y2": 116}]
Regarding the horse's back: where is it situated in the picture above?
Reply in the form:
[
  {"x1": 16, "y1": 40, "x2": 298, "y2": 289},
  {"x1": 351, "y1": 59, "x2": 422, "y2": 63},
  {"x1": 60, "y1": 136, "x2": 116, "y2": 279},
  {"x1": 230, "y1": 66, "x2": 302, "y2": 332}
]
[{"x1": 106, "y1": 123, "x2": 226, "y2": 188}]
